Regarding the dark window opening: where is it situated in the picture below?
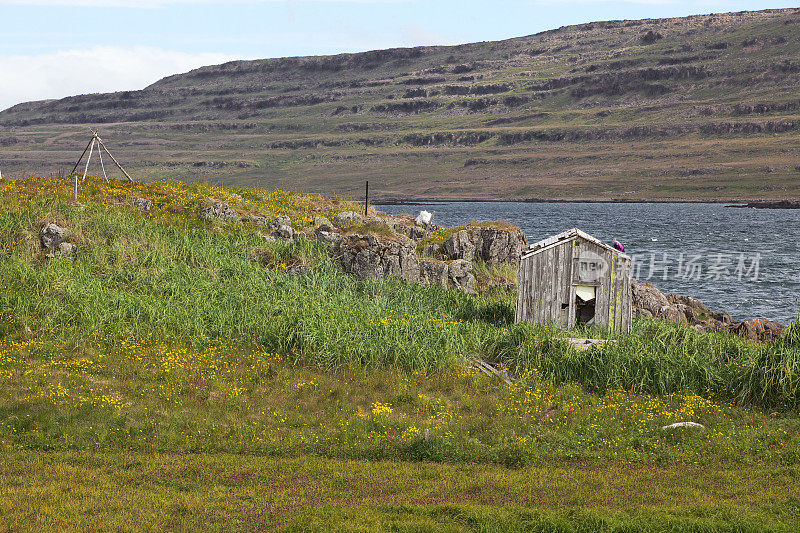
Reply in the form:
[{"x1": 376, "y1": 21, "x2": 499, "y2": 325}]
[{"x1": 575, "y1": 286, "x2": 596, "y2": 326}]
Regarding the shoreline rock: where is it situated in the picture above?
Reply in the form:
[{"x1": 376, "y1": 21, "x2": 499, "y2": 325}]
[
  {"x1": 632, "y1": 279, "x2": 784, "y2": 342},
  {"x1": 727, "y1": 200, "x2": 800, "y2": 209}
]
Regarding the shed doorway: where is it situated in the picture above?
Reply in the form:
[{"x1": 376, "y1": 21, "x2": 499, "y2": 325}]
[{"x1": 575, "y1": 285, "x2": 596, "y2": 326}]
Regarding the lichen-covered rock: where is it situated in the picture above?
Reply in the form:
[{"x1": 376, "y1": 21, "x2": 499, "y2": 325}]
[
  {"x1": 272, "y1": 215, "x2": 291, "y2": 228},
  {"x1": 333, "y1": 211, "x2": 364, "y2": 227},
  {"x1": 473, "y1": 227, "x2": 526, "y2": 266},
  {"x1": 427, "y1": 225, "x2": 526, "y2": 267},
  {"x1": 325, "y1": 231, "x2": 475, "y2": 293},
  {"x1": 200, "y1": 202, "x2": 239, "y2": 222},
  {"x1": 448, "y1": 259, "x2": 476, "y2": 294},
  {"x1": 316, "y1": 230, "x2": 344, "y2": 249},
  {"x1": 419, "y1": 259, "x2": 449, "y2": 288},
  {"x1": 632, "y1": 279, "x2": 671, "y2": 318},
  {"x1": 443, "y1": 230, "x2": 476, "y2": 261},
  {"x1": 272, "y1": 225, "x2": 294, "y2": 240},
  {"x1": 313, "y1": 216, "x2": 333, "y2": 232},
  {"x1": 40, "y1": 223, "x2": 65, "y2": 249},
  {"x1": 132, "y1": 197, "x2": 153, "y2": 212},
  {"x1": 44, "y1": 241, "x2": 76, "y2": 262}
]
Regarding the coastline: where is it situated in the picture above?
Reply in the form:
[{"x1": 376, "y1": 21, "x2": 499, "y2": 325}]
[{"x1": 372, "y1": 197, "x2": 798, "y2": 206}]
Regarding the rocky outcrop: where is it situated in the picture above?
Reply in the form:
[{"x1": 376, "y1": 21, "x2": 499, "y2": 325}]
[
  {"x1": 195, "y1": 204, "x2": 513, "y2": 294},
  {"x1": 199, "y1": 201, "x2": 239, "y2": 222},
  {"x1": 632, "y1": 279, "x2": 784, "y2": 342},
  {"x1": 315, "y1": 228, "x2": 477, "y2": 294},
  {"x1": 426, "y1": 225, "x2": 527, "y2": 266}
]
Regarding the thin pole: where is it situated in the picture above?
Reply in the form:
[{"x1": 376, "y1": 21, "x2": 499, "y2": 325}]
[
  {"x1": 364, "y1": 180, "x2": 369, "y2": 217},
  {"x1": 82, "y1": 138, "x2": 95, "y2": 182},
  {"x1": 97, "y1": 140, "x2": 109, "y2": 183},
  {"x1": 71, "y1": 137, "x2": 95, "y2": 175}
]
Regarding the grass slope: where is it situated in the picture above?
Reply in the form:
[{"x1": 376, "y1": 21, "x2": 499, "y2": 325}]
[
  {"x1": 2, "y1": 176, "x2": 800, "y2": 530},
  {"x1": 1, "y1": 9, "x2": 800, "y2": 200}
]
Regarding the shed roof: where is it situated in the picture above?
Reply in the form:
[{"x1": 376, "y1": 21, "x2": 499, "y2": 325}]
[{"x1": 522, "y1": 228, "x2": 630, "y2": 260}]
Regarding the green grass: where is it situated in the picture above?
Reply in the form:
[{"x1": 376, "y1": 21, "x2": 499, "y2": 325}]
[
  {"x1": 2, "y1": 451, "x2": 799, "y2": 532},
  {"x1": 2, "y1": 177, "x2": 800, "y2": 530}
]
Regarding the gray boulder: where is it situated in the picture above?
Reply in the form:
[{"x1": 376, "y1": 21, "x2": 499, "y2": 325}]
[
  {"x1": 132, "y1": 197, "x2": 153, "y2": 212},
  {"x1": 44, "y1": 241, "x2": 76, "y2": 262},
  {"x1": 333, "y1": 211, "x2": 364, "y2": 227},
  {"x1": 316, "y1": 230, "x2": 344, "y2": 249},
  {"x1": 272, "y1": 225, "x2": 294, "y2": 240},
  {"x1": 473, "y1": 227, "x2": 526, "y2": 266},
  {"x1": 200, "y1": 202, "x2": 239, "y2": 222},
  {"x1": 313, "y1": 216, "x2": 334, "y2": 232},
  {"x1": 662, "y1": 422, "x2": 705, "y2": 431},
  {"x1": 420, "y1": 259, "x2": 449, "y2": 288},
  {"x1": 272, "y1": 215, "x2": 291, "y2": 228},
  {"x1": 40, "y1": 223, "x2": 65, "y2": 249},
  {"x1": 448, "y1": 259, "x2": 476, "y2": 295}
]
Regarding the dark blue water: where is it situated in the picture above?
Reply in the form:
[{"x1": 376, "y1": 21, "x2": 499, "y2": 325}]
[{"x1": 375, "y1": 202, "x2": 800, "y2": 324}]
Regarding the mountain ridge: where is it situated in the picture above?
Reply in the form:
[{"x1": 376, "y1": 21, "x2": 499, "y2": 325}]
[{"x1": 1, "y1": 7, "x2": 799, "y2": 201}]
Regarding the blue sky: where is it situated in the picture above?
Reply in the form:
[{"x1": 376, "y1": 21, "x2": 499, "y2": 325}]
[{"x1": 0, "y1": 0, "x2": 796, "y2": 111}]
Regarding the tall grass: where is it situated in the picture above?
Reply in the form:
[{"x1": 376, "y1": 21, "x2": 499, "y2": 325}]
[
  {"x1": 0, "y1": 198, "x2": 511, "y2": 371},
  {"x1": 504, "y1": 319, "x2": 800, "y2": 409},
  {"x1": 2, "y1": 191, "x2": 800, "y2": 408}
]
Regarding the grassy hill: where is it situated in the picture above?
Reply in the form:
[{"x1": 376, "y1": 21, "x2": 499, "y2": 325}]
[
  {"x1": 2, "y1": 176, "x2": 800, "y2": 529},
  {"x1": 2, "y1": 8, "x2": 800, "y2": 201}
]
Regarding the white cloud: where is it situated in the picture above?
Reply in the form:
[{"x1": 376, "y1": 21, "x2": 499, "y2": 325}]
[{"x1": 0, "y1": 46, "x2": 240, "y2": 111}]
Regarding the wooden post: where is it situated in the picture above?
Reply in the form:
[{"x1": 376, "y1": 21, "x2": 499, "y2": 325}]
[
  {"x1": 71, "y1": 137, "x2": 95, "y2": 175},
  {"x1": 82, "y1": 138, "x2": 95, "y2": 182},
  {"x1": 95, "y1": 138, "x2": 133, "y2": 182},
  {"x1": 97, "y1": 141, "x2": 109, "y2": 183},
  {"x1": 364, "y1": 180, "x2": 369, "y2": 217}
]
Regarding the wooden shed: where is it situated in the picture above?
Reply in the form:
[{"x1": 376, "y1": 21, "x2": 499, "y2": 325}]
[{"x1": 515, "y1": 228, "x2": 632, "y2": 332}]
